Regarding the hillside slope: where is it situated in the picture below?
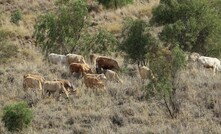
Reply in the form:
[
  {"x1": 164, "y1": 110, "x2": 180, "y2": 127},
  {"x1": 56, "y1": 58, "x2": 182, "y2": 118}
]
[{"x1": 0, "y1": 0, "x2": 221, "y2": 133}]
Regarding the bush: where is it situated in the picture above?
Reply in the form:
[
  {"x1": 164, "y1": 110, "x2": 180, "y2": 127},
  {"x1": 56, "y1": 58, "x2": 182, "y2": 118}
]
[
  {"x1": 97, "y1": 0, "x2": 133, "y2": 9},
  {"x1": 2, "y1": 102, "x2": 33, "y2": 132},
  {"x1": 150, "y1": 0, "x2": 221, "y2": 57},
  {"x1": 11, "y1": 9, "x2": 22, "y2": 25},
  {"x1": 85, "y1": 29, "x2": 118, "y2": 55},
  {"x1": 34, "y1": 0, "x2": 88, "y2": 55},
  {"x1": 119, "y1": 18, "x2": 158, "y2": 66},
  {"x1": 147, "y1": 45, "x2": 186, "y2": 118}
]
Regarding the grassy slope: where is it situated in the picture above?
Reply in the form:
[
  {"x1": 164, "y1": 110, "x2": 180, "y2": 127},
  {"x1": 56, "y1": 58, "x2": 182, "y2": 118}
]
[{"x1": 0, "y1": 0, "x2": 221, "y2": 133}]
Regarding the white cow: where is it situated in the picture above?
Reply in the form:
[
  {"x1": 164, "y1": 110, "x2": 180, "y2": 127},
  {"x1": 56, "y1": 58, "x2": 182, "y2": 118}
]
[
  {"x1": 197, "y1": 56, "x2": 221, "y2": 75},
  {"x1": 48, "y1": 53, "x2": 67, "y2": 66}
]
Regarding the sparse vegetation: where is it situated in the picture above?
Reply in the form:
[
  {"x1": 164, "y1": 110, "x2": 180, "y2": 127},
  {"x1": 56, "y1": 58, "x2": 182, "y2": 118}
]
[
  {"x1": 1, "y1": 0, "x2": 221, "y2": 133},
  {"x1": 2, "y1": 102, "x2": 33, "y2": 132},
  {"x1": 0, "y1": 30, "x2": 18, "y2": 63},
  {"x1": 97, "y1": 0, "x2": 133, "y2": 9},
  {"x1": 10, "y1": 9, "x2": 22, "y2": 25},
  {"x1": 148, "y1": 45, "x2": 186, "y2": 118}
]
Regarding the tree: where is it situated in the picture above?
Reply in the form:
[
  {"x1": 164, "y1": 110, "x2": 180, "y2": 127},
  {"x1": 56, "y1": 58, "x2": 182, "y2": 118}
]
[
  {"x1": 85, "y1": 29, "x2": 118, "y2": 56},
  {"x1": 119, "y1": 18, "x2": 158, "y2": 66},
  {"x1": 34, "y1": 0, "x2": 88, "y2": 55},
  {"x1": 147, "y1": 45, "x2": 186, "y2": 118},
  {"x1": 150, "y1": 0, "x2": 221, "y2": 57}
]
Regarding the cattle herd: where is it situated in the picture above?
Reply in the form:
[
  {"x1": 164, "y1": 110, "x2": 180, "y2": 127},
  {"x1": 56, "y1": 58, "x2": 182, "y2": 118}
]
[
  {"x1": 23, "y1": 52, "x2": 221, "y2": 100},
  {"x1": 23, "y1": 53, "x2": 128, "y2": 100}
]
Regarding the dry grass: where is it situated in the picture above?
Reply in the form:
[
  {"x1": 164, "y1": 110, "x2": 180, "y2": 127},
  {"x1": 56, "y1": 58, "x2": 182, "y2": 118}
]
[
  {"x1": 1, "y1": 0, "x2": 221, "y2": 133},
  {"x1": 100, "y1": 23, "x2": 123, "y2": 34},
  {"x1": 90, "y1": 0, "x2": 160, "y2": 35},
  {"x1": 1, "y1": 55, "x2": 221, "y2": 133}
]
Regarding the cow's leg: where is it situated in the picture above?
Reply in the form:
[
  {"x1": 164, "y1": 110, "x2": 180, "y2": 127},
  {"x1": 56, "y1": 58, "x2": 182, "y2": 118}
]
[
  {"x1": 54, "y1": 91, "x2": 60, "y2": 100},
  {"x1": 37, "y1": 81, "x2": 42, "y2": 98},
  {"x1": 42, "y1": 88, "x2": 46, "y2": 99},
  {"x1": 62, "y1": 86, "x2": 69, "y2": 99},
  {"x1": 213, "y1": 66, "x2": 216, "y2": 76}
]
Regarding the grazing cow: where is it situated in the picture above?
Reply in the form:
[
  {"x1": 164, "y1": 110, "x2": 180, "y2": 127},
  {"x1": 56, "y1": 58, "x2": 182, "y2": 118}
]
[
  {"x1": 24, "y1": 73, "x2": 45, "y2": 81},
  {"x1": 69, "y1": 63, "x2": 92, "y2": 77},
  {"x1": 189, "y1": 52, "x2": 200, "y2": 62},
  {"x1": 23, "y1": 74, "x2": 45, "y2": 98},
  {"x1": 53, "y1": 79, "x2": 77, "y2": 93},
  {"x1": 48, "y1": 53, "x2": 68, "y2": 66},
  {"x1": 23, "y1": 73, "x2": 45, "y2": 91},
  {"x1": 66, "y1": 54, "x2": 86, "y2": 65},
  {"x1": 197, "y1": 56, "x2": 221, "y2": 75},
  {"x1": 96, "y1": 56, "x2": 120, "y2": 73},
  {"x1": 104, "y1": 69, "x2": 122, "y2": 83},
  {"x1": 42, "y1": 80, "x2": 73, "y2": 99},
  {"x1": 138, "y1": 66, "x2": 155, "y2": 83},
  {"x1": 84, "y1": 73, "x2": 107, "y2": 81},
  {"x1": 83, "y1": 75, "x2": 105, "y2": 89},
  {"x1": 89, "y1": 54, "x2": 99, "y2": 66}
]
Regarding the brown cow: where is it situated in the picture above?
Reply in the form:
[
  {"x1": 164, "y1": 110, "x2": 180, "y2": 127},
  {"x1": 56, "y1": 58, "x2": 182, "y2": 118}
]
[
  {"x1": 66, "y1": 54, "x2": 86, "y2": 65},
  {"x1": 24, "y1": 73, "x2": 45, "y2": 81},
  {"x1": 23, "y1": 73, "x2": 45, "y2": 97},
  {"x1": 96, "y1": 56, "x2": 120, "y2": 73},
  {"x1": 69, "y1": 63, "x2": 92, "y2": 77},
  {"x1": 138, "y1": 66, "x2": 155, "y2": 83},
  {"x1": 23, "y1": 73, "x2": 45, "y2": 91},
  {"x1": 84, "y1": 73, "x2": 107, "y2": 81},
  {"x1": 53, "y1": 79, "x2": 77, "y2": 93},
  {"x1": 83, "y1": 75, "x2": 105, "y2": 89}
]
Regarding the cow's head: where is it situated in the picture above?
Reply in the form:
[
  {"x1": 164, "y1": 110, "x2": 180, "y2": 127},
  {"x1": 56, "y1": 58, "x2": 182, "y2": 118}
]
[
  {"x1": 67, "y1": 82, "x2": 77, "y2": 93},
  {"x1": 98, "y1": 74, "x2": 107, "y2": 81}
]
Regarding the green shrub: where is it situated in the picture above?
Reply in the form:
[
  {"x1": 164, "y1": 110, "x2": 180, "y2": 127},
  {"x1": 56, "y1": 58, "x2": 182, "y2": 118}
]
[
  {"x1": 147, "y1": 45, "x2": 186, "y2": 118},
  {"x1": 119, "y1": 18, "x2": 158, "y2": 66},
  {"x1": 150, "y1": 0, "x2": 221, "y2": 57},
  {"x1": 97, "y1": 0, "x2": 133, "y2": 9},
  {"x1": 11, "y1": 9, "x2": 22, "y2": 25},
  {"x1": 2, "y1": 102, "x2": 33, "y2": 132},
  {"x1": 86, "y1": 29, "x2": 118, "y2": 55},
  {"x1": 34, "y1": 0, "x2": 88, "y2": 55}
]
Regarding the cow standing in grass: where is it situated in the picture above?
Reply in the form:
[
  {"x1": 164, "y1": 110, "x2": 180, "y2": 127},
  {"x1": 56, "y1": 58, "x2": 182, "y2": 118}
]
[{"x1": 197, "y1": 56, "x2": 221, "y2": 76}]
